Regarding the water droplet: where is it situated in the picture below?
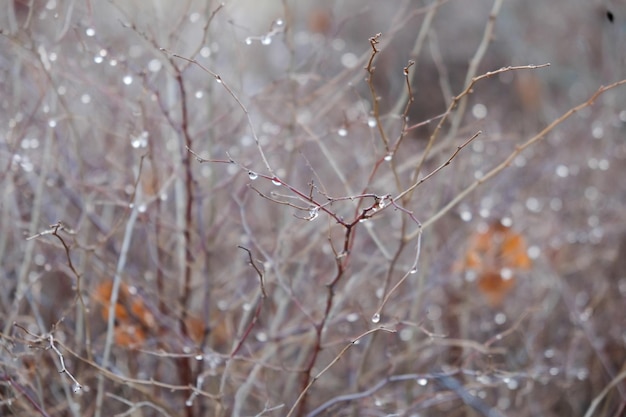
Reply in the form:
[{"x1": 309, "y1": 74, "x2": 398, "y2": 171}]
[
  {"x1": 94, "y1": 56, "x2": 104, "y2": 64},
  {"x1": 123, "y1": 75, "x2": 133, "y2": 85},
  {"x1": 81, "y1": 94, "x2": 91, "y2": 104},
  {"x1": 185, "y1": 399, "x2": 193, "y2": 407},
  {"x1": 337, "y1": 127, "x2": 348, "y2": 137},
  {"x1": 137, "y1": 204, "x2": 147, "y2": 213},
  {"x1": 215, "y1": 76, "x2": 222, "y2": 84},
  {"x1": 384, "y1": 153, "x2": 392, "y2": 161},
  {"x1": 417, "y1": 378, "x2": 428, "y2": 386},
  {"x1": 472, "y1": 103, "x2": 488, "y2": 119},
  {"x1": 346, "y1": 313, "x2": 359, "y2": 322},
  {"x1": 85, "y1": 27, "x2": 95, "y2": 37},
  {"x1": 245, "y1": 37, "x2": 253, "y2": 45},
  {"x1": 308, "y1": 208, "x2": 319, "y2": 221},
  {"x1": 131, "y1": 131, "x2": 148, "y2": 148},
  {"x1": 409, "y1": 268, "x2": 417, "y2": 274},
  {"x1": 341, "y1": 52, "x2": 358, "y2": 69},
  {"x1": 195, "y1": 90, "x2": 204, "y2": 99},
  {"x1": 195, "y1": 354, "x2": 203, "y2": 361},
  {"x1": 555, "y1": 164, "x2": 569, "y2": 178},
  {"x1": 371, "y1": 313, "x2": 380, "y2": 323},
  {"x1": 505, "y1": 378, "x2": 519, "y2": 390},
  {"x1": 248, "y1": 171, "x2": 258, "y2": 180},
  {"x1": 494, "y1": 312, "x2": 507, "y2": 325},
  {"x1": 72, "y1": 384, "x2": 82, "y2": 393},
  {"x1": 500, "y1": 268, "x2": 513, "y2": 280},
  {"x1": 271, "y1": 178, "x2": 281, "y2": 186},
  {"x1": 367, "y1": 117, "x2": 377, "y2": 128},
  {"x1": 275, "y1": 18, "x2": 284, "y2": 27},
  {"x1": 129, "y1": 203, "x2": 135, "y2": 209},
  {"x1": 460, "y1": 210, "x2": 472, "y2": 222},
  {"x1": 200, "y1": 46, "x2": 211, "y2": 57},
  {"x1": 261, "y1": 36, "x2": 272, "y2": 45}
]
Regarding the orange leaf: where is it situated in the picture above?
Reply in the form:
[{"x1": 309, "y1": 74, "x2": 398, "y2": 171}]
[{"x1": 477, "y1": 270, "x2": 516, "y2": 306}]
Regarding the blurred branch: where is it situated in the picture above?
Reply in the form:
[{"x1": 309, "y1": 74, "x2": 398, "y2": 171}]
[{"x1": 409, "y1": 77, "x2": 626, "y2": 240}]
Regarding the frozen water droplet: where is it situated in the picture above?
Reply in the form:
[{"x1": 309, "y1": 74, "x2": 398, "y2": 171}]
[
  {"x1": 417, "y1": 378, "x2": 428, "y2": 386},
  {"x1": 261, "y1": 36, "x2": 272, "y2": 45},
  {"x1": 245, "y1": 37, "x2": 253, "y2": 45},
  {"x1": 384, "y1": 153, "x2": 392, "y2": 161},
  {"x1": 195, "y1": 354, "x2": 203, "y2": 361},
  {"x1": 137, "y1": 204, "x2": 147, "y2": 213},
  {"x1": 271, "y1": 178, "x2": 281, "y2": 186},
  {"x1": 410, "y1": 268, "x2": 418, "y2": 274},
  {"x1": 367, "y1": 117, "x2": 377, "y2": 128},
  {"x1": 129, "y1": 203, "x2": 135, "y2": 209},
  {"x1": 123, "y1": 75, "x2": 133, "y2": 85},
  {"x1": 215, "y1": 76, "x2": 222, "y2": 84},
  {"x1": 248, "y1": 171, "x2": 258, "y2": 180},
  {"x1": 308, "y1": 208, "x2": 319, "y2": 221},
  {"x1": 275, "y1": 18, "x2": 284, "y2": 27},
  {"x1": 371, "y1": 313, "x2": 380, "y2": 323},
  {"x1": 85, "y1": 27, "x2": 95, "y2": 37},
  {"x1": 337, "y1": 127, "x2": 348, "y2": 137},
  {"x1": 185, "y1": 399, "x2": 193, "y2": 407},
  {"x1": 72, "y1": 384, "x2": 82, "y2": 393},
  {"x1": 195, "y1": 90, "x2": 204, "y2": 99}
]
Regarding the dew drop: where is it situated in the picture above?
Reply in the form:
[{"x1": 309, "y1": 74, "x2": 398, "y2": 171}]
[
  {"x1": 195, "y1": 354, "x2": 203, "y2": 360},
  {"x1": 215, "y1": 76, "x2": 222, "y2": 84},
  {"x1": 409, "y1": 268, "x2": 418, "y2": 274},
  {"x1": 245, "y1": 37, "x2": 253, "y2": 45},
  {"x1": 85, "y1": 27, "x2": 95, "y2": 37},
  {"x1": 384, "y1": 153, "x2": 392, "y2": 161},
  {"x1": 72, "y1": 384, "x2": 82, "y2": 393},
  {"x1": 248, "y1": 171, "x2": 258, "y2": 180},
  {"x1": 371, "y1": 313, "x2": 380, "y2": 323},
  {"x1": 337, "y1": 127, "x2": 348, "y2": 137},
  {"x1": 271, "y1": 178, "x2": 281, "y2": 186},
  {"x1": 417, "y1": 378, "x2": 428, "y2": 386},
  {"x1": 367, "y1": 116, "x2": 377, "y2": 128},
  {"x1": 137, "y1": 204, "x2": 147, "y2": 213},
  {"x1": 185, "y1": 399, "x2": 193, "y2": 407}
]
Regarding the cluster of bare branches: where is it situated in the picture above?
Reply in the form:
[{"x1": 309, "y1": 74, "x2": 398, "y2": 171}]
[{"x1": 1, "y1": 1, "x2": 625, "y2": 416}]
